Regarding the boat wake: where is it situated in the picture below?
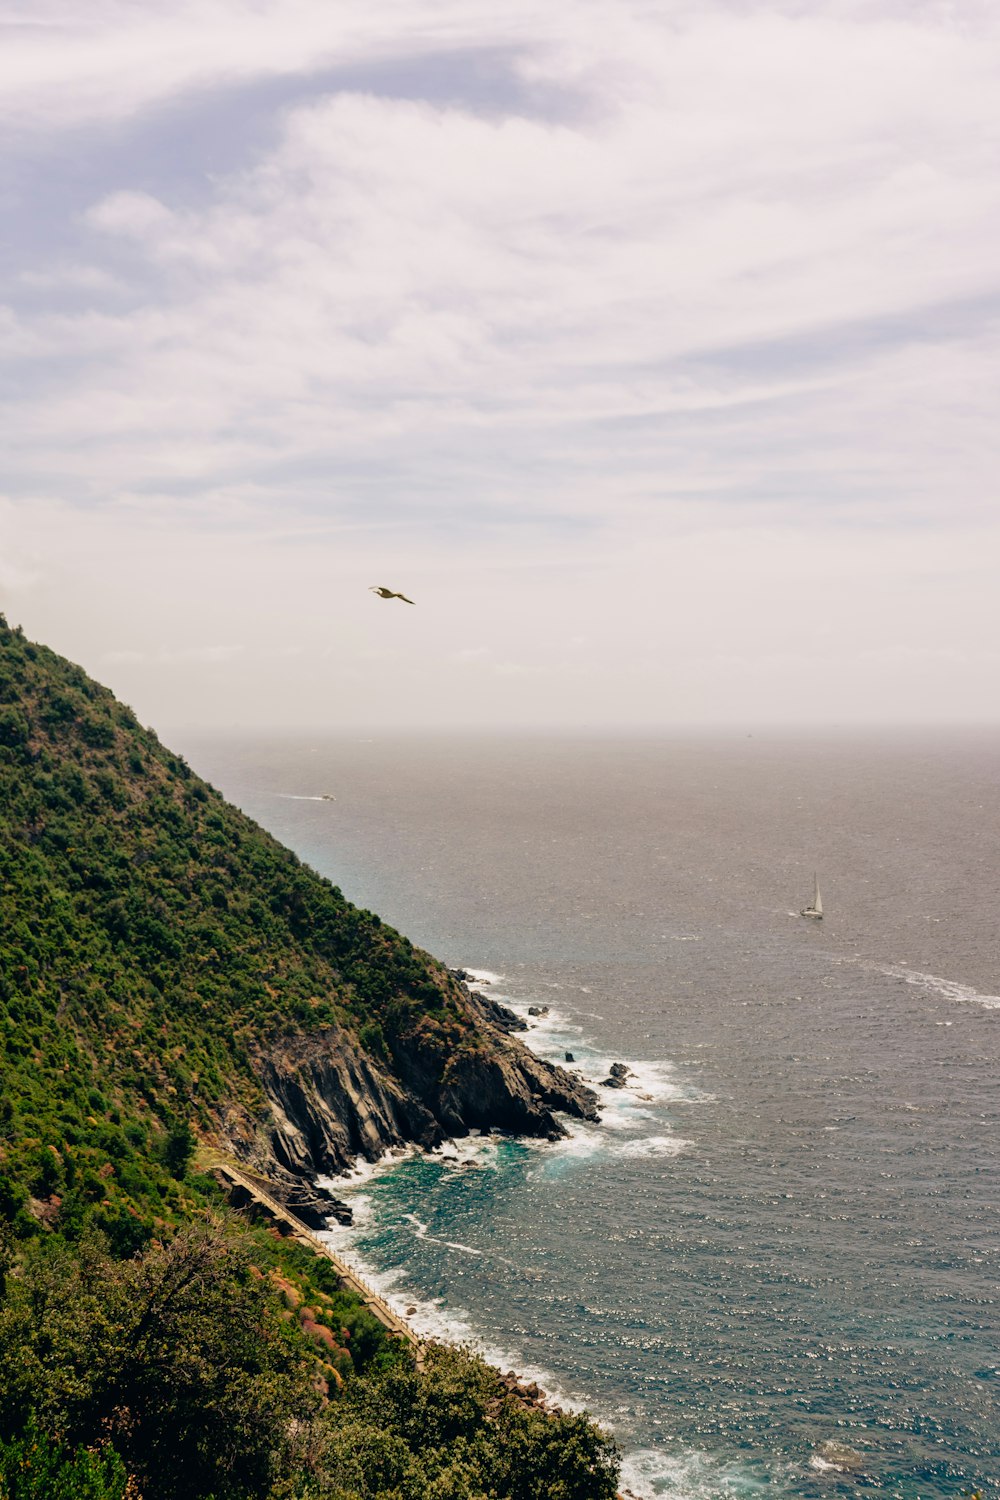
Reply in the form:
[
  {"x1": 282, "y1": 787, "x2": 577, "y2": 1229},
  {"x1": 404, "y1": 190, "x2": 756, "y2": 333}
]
[{"x1": 873, "y1": 961, "x2": 1000, "y2": 1010}]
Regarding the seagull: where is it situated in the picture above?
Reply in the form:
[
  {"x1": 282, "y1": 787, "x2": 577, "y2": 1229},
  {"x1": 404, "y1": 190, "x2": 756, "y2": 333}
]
[{"x1": 369, "y1": 586, "x2": 416, "y2": 604}]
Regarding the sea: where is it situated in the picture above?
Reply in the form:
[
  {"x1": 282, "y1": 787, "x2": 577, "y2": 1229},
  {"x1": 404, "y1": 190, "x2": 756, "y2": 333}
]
[{"x1": 175, "y1": 729, "x2": 1000, "y2": 1500}]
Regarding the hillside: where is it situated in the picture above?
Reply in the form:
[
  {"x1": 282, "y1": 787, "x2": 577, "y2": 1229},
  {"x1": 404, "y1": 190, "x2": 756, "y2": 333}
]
[
  {"x1": 0, "y1": 617, "x2": 618, "y2": 1500},
  {"x1": 0, "y1": 615, "x2": 597, "y2": 1246}
]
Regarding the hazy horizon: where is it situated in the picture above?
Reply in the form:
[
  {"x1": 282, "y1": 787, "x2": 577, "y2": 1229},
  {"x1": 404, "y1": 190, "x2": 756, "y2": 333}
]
[
  {"x1": 3, "y1": 1, "x2": 998, "y2": 731},
  {"x1": 165, "y1": 719, "x2": 1000, "y2": 745}
]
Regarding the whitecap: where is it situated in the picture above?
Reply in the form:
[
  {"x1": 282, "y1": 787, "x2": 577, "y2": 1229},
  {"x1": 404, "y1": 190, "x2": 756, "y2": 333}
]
[
  {"x1": 619, "y1": 1446, "x2": 769, "y2": 1499},
  {"x1": 433, "y1": 1135, "x2": 505, "y2": 1173},
  {"x1": 597, "y1": 1104, "x2": 659, "y2": 1132},
  {"x1": 491, "y1": 992, "x2": 708, "y2": 1109},
  {"x1": 523, "y1": 1118, "x2": 607, "y2": 1175},
  {"x1": 463, "y1": 967, "x2": 505, "y2": 986},
  {"x1": 613, "y1": 1135, "x2": 692, "y2": 1159},
  {"x1": 502, "y1": 999, "x2": 582, "y2": 1040}
]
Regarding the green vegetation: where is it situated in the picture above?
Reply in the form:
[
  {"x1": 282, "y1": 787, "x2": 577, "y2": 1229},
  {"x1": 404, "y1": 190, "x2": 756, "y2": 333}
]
[
  {"x1": 0, "y1": 1222, "x2": 618, "y2": 1499},
  {"x1": 0, "y1": 614, "x2": 471, "y2": 1249},
  {"x1": 0, "y1": 618, "x2": 620, "y2": 1498}
]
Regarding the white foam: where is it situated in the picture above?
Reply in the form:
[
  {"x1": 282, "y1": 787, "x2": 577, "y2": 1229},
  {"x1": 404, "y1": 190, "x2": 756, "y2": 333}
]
[
  {"x1": 598, "y1": 1058, "x2": 706, "y2": 1106},
  {"x1": 318, "y1": 1141, "x2": 418, "y2": 1190},
  {"x1": 313, "y1": 1225, "x2": 587, "y2": 1411},
  {"x1": 399, "y1": 1212, "x2": 486, "y2": 1258},
  {"x1": 619, "y1": 1446, "x2": 769, "y2": 1499},
  {"x1": 504, "y1": 1000, "x2": 581, "y2": 1039},
  {"x1": 494, "y1": 995, "x2": 707, "y2": 1108},
  {"x1": 597, "y1": 1103, "x2": 658, "y2": 1132},
  {"x1": 274, "y1": 793, "x2": 334, "y2": 802},
  {"x1": 522, "y1": 1117, "x2": 607, "y2": 1174},
  {"x1": 875, "y1": 962, "x2": 1000, "y2": 1010},
  {"x1": 614, "y1": 1135, "x2": 692, "y2": 1159},
  {"x1": 464, "y1": 967, "x2": 504, "y2": 986},
  {"x1": 433, "y1": 1134, "x2": 505, "y2": 1173},
  {"x1": 465, "y1": 973, "x2": 708, "y2": 1178}
]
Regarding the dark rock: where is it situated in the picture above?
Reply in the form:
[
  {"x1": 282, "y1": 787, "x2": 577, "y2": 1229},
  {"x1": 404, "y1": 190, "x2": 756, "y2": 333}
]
[
  {"x1": 258, "y1": 1030, "x2": 445, "y2": 1179},
  {"x1": 284, "y1": 1181, "x2": 354, "y2": 1228},
  {"x1": 219, "y1": 972, "x2": 601, "y2": 1189},
  {"x1": 564, "y1": 1051, "x2": 575, "y2": 1062},
  {"x1": 609, "y1": 1062, "x2": 630, "y2": 1078},
  {"x1": 527, "y1": 1005, "x2": 550, "y2": 1017},
  {"x1": 600, "y1": 1075, "x2": 626, "y2": 1089},
  {"x1": 464, "y1": 988, "x2": 528, "y2": 1034}
]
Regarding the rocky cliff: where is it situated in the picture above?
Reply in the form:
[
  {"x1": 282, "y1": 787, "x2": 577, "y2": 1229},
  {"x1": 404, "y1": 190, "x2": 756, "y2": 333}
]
[{"x1": 228, "y1": 981, "x2": 599, "y2": 1196}]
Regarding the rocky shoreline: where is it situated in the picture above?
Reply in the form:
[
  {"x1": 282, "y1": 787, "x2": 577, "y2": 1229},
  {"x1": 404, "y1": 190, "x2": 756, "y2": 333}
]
[{"x1": 213, "y1": 965, "x2": 601, "y2": 1224}]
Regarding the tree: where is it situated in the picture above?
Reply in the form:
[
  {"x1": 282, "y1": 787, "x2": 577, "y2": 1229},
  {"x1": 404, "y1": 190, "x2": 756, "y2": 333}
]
[
  {"x1": 0, "y1": 1222, "x2": 320, "y2": 1500},
  {"x1": 162, "y1": 1120, "x2": 196, "y2": 1179}
]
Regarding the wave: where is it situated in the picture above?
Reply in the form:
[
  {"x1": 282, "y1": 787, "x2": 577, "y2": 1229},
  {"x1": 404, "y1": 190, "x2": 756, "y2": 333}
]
[
  {"x1": 315, "y1": 1217, "x2": 587, "y2": 1412},
  {"x1": 618, "y1": 1445, "x2": 770, "y2": 1499},
  {"x1": 496, "y1": 997, "x2": 708, "y2": 1108},
  {"x1": 274, "y1": 792, "x2": 335, "y2": 802},
  {"x1": 320, "y1": 1142, "x2": 419, "y2": 1190},
  {"x1": 432, "y1": 1134, "x2": 506, "y2": 1174},
  {"x1": 873, "y1": 961, "x2": 1000, "y2": 1010},
  {"x1": 613, "y1": 1134, "x2": 693, "y2": 1159},
  {"x1": 400, "y1": 1211, "x2": 485, "y2": 1257}
]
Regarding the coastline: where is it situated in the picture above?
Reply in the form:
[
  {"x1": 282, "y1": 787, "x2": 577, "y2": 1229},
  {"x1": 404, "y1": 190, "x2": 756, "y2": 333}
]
[{"x1": 307, "y1": 965, "x2": 697, "y2": 1500}]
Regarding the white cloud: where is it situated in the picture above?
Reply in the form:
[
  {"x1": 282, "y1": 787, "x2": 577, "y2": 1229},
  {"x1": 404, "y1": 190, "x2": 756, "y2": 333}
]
[{"x1": 2, "y1": 1, "x2": 999, "y2": 725}]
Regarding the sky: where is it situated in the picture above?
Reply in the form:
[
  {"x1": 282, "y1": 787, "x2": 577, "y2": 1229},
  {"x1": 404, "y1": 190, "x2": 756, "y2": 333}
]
[{"x1": 2, "y1": 0, "x2": 999, "y2": 731}]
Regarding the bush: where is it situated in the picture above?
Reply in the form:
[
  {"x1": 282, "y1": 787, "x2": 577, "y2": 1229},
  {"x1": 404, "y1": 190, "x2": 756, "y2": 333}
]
[{"x1": 0, "y1": 1422, "x2": 130, "y2": 1500}]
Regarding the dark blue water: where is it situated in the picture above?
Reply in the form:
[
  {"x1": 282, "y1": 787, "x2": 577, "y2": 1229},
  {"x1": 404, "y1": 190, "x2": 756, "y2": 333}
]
[{"x1": 176, "y1": 730, "x2": 1000, "y2": 1499}]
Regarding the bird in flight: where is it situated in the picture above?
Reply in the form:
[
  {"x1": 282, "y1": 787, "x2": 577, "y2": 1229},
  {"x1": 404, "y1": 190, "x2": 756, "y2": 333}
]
[{"x1": 369, "y1": 586, "x2": 416, "y2": 604}]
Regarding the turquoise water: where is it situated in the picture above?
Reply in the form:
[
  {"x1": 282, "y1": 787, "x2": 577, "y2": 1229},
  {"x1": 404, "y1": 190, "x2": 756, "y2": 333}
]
[{"x1": 179, "y1": 731, "x2": 1000, "y2": 1499}]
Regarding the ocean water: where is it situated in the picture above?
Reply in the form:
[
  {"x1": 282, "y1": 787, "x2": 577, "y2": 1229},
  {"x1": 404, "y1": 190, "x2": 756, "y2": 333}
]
[{"x1": 176, "y1": 730, "x2": 1000, "y2": 1500}]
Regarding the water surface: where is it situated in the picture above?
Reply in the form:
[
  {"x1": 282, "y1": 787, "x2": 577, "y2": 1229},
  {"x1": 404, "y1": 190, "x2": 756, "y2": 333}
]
[{"x1": 177, "y1": 730, "x2": 1000, "y2": 1500}]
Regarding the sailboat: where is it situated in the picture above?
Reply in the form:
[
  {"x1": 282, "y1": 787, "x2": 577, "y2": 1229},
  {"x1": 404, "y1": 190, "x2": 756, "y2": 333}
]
[{"x1": 800, "y1": 874, "x2": 823, "y2": 920}]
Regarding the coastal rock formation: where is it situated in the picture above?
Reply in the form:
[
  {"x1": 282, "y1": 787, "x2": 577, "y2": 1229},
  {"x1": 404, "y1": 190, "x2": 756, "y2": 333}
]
[
  {"x1": 257, "y1": 1028, "x2": 444, "y2": 1177},
  {"x1": 463, "y1": 987, "x2": 529, "y2": 1034},
  {"x1": 223, "y1": 985, "x2": 601, "y2": 1186}
]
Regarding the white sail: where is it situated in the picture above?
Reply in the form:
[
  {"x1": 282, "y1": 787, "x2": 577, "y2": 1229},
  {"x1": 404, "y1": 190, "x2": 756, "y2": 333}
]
[{"x1": 801, "y1": 874, "x2": 823, "y2": 920}]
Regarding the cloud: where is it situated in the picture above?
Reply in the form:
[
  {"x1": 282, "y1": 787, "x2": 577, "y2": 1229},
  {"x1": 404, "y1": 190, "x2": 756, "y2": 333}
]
[{"x1": 2, "y1": 2, "x2": 999, "y2": 725}]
